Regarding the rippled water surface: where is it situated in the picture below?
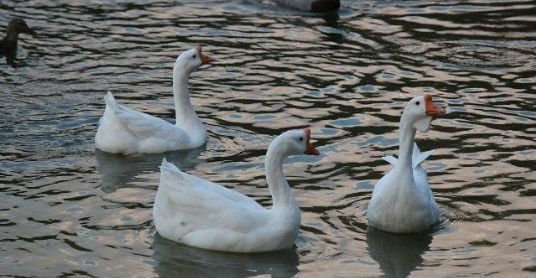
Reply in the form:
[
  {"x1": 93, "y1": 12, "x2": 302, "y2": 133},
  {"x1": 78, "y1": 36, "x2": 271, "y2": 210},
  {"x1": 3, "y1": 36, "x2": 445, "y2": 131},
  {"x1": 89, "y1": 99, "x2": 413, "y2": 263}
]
[{"x1": 1, "y1": 0, "x2": 535, "y2": 277}]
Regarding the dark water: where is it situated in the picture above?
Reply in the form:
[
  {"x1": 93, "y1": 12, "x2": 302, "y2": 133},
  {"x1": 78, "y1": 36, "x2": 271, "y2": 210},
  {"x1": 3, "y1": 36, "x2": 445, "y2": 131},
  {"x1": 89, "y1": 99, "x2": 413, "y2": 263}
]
[{"x1": 1, "y1": 0, "x2": 535, "y2": 277}]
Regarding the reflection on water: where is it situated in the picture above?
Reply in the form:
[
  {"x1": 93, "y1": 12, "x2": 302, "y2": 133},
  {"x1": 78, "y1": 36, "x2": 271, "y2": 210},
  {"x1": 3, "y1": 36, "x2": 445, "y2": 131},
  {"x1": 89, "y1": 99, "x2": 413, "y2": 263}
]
[
  {"x1": 153, "y1": 234, "x2": 299, "y2": 278},
  {"x1": 96, "y1": 146, "x2": 206, "y2": 192},
  {"x1": 1, "y1": 0, "x2": 535, "y2": 277},
  {"x1": 366, "y1": 227, "x2": 432, "y2": 278}
]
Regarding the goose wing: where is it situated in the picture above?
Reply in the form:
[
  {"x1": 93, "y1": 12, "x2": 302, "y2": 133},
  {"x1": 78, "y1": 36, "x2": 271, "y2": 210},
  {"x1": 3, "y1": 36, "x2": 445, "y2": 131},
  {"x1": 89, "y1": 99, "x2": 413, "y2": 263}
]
[{"x1": 104, "y1": 92, "x2": 187, "y2": 140}]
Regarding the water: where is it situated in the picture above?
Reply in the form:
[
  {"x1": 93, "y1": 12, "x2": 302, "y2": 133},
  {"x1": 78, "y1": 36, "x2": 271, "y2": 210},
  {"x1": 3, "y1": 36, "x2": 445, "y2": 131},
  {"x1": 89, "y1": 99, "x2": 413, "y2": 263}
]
[{"x1": 1, "y1": 0, "x2": 535, "y2": 277}]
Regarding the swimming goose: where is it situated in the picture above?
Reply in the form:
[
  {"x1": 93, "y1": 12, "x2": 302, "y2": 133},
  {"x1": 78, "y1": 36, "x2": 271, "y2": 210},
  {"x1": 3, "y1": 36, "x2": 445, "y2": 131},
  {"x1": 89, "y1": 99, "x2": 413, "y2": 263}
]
[
  {"x1": 276, "y1": 0, "x2": 340, "y2": 12},
  {"x1": 95, "y1": 46, "x2": 213, "y2": 154},
  {"x1": 153, "y1": 129, "x2": 319, "y2": 253},
  {"x1": 0, "y1": 19, "x2": 35, "y2": 63},
  {"x1": 367, "y1": 95, "x2": 445, "y2": 233}
]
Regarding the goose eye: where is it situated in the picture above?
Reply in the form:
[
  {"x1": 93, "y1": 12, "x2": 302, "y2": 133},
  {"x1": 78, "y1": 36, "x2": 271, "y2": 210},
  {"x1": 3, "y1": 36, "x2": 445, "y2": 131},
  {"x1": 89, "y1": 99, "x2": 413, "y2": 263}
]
[
  {"x1": 299, "y1": 137, "x2": 303, "y2": 142},
  {"x1": 415, "y1": 101, "x2": 420, "y2": 106},
  {"x1": 192, "y1": 54, "x2": 196, "y2": 59}
]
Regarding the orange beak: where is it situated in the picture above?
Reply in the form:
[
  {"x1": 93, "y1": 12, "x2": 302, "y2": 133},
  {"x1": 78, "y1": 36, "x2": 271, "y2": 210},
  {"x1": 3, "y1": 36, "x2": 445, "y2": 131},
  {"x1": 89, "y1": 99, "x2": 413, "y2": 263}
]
[
  {"x1": 196, "y1": 45, "x2": 214, "y2": 64},
  {"x1": 304, "y1": 128, "x2": 320, "y2": 155},
  {"x1": 425, "y1": 95, "x2": 445, "y2": 116}
]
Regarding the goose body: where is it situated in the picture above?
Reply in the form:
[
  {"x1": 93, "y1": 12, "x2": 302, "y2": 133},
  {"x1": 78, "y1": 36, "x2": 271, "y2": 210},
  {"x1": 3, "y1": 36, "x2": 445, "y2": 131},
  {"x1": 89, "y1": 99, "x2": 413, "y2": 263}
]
[
  {"x1": 153, "y1": 129, "x2": 319, "y2": 253},
  {"x1": 95, "y1": 46, "x2": 212, "y2": 154},
  {"x1": 368, "y1": 95, "x2": 444, "y2": 233}
]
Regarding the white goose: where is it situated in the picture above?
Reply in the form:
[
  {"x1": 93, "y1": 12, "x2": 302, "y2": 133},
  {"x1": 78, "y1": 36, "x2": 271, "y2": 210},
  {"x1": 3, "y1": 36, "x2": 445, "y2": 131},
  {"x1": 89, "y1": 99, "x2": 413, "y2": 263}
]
[
  {"x1": 367, "y1": 95, "x2": 445, "y2": 233},
  {"x1": 153, "y1": 129, "x2": 319, "y2": 253},
  {"x1": 95, "y1": 45, "x2": 213, "y2": 154}
]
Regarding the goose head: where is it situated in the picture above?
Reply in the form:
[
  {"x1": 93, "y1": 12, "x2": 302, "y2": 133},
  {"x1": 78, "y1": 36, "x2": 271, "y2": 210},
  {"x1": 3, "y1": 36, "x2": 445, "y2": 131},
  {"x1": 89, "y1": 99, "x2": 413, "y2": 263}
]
[
  {"x1": 402, "y1": 95, "x2": 445, "y2": 132},
  {"x1": 174, "y1": 45, "x2": 213, "y2": 75},
  {"x1": 272, "y1": 128, "x2": 320, "y2": 157},
  {"x1": 6, "y1": 19, "x2": 36, "y2": 40}
]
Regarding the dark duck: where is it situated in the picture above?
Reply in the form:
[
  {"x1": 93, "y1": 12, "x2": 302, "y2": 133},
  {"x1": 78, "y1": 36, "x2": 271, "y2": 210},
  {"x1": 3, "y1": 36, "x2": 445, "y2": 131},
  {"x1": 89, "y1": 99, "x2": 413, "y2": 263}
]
[
  {"x1": 276, "y1": 0, "x2": 340, "y2": 12},
  {"x1": 0, "y1": 19, "x2": 36, "y2": 64}
]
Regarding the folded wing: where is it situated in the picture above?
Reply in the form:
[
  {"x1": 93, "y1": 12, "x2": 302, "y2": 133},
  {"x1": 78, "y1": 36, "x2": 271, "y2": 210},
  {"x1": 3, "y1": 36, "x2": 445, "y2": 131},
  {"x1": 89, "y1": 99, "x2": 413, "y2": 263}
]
[
  {"x1": 104, "y1": 92, "x2": 188, "y2": 141},
  {"x1": 156, "y1": 159, "x2": 266, "y2": 233}
]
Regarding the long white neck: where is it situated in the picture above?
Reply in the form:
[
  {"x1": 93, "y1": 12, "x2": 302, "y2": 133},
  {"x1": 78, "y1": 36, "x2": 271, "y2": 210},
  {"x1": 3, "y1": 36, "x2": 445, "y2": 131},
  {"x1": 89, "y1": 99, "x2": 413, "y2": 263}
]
[
  {"x1": 172, "y1": 66, "x2": 206, "y2": 142},
  {"x1": 265, "y1": 141, "x2": 296, "y2": 209},
  {"x1": 173, "y1": 67, "x2": 195, "y2": 124},
  {"x1": 396, "y1": 113, "x2": 416, "y2": 173}
]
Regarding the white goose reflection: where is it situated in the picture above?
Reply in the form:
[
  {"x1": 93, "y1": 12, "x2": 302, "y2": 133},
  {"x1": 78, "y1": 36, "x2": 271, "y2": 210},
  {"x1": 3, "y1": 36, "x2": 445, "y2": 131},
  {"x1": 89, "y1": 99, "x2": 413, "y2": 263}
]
[
  {"x1": 366, "y1": 227, "x2": 433, "y2": 278},
  {"x1": 152, "y1": 234, "x2": 299, "y2": 278},
  {"x1": 96, "y1": 146, "x2": 206, "y2": 193}
]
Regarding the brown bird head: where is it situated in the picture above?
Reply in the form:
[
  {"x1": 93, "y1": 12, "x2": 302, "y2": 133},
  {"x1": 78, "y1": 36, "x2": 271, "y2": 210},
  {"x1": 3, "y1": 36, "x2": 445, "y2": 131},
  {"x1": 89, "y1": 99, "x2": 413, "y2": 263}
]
[{"x1": 7, "y1": 19, "x2": 36, "y2": 39}]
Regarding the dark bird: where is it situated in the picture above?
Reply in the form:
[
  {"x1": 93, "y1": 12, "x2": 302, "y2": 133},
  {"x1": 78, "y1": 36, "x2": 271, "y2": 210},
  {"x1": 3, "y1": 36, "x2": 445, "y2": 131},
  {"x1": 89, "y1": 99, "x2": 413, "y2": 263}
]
[
  {"x1": 276, "y1": 0, "x2": 340, "y2": 12},
  {"x1": 0, "y1": 19, "x2": 36, "y2": 65}
]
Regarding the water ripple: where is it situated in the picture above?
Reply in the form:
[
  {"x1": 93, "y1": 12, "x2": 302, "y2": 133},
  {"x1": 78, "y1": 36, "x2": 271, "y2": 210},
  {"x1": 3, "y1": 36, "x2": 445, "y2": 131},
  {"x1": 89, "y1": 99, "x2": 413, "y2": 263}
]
[{"x1": 1, "y1": 0, "x2": 535, "y2": 277}]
